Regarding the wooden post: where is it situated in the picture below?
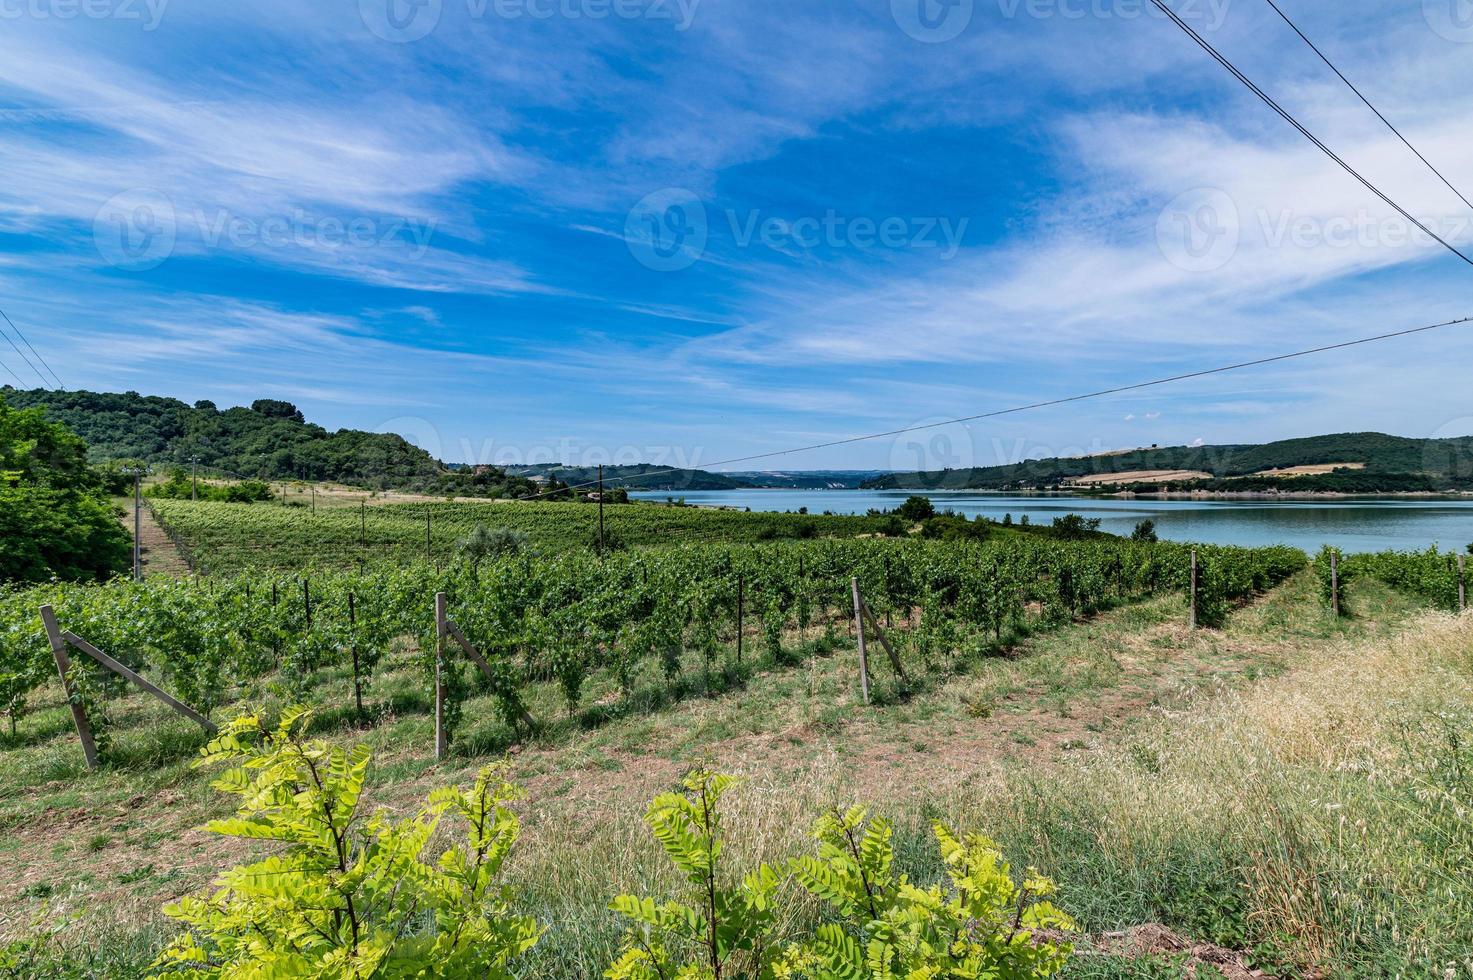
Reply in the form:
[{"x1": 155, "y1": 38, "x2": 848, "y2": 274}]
[
  {"x1": 1331, "y1": 550, "x2": 1341, "y2": 618},
  {"x1": 426, "y1": 509, "x2": 432, "y2": 565},
  {"x1": 434, "y1": 592, "x2": 448, "y2": 760},
  {"x1": 360, "y1": 501, "x2": 366, "y2": 547},
  {"x1": 597, "y1": 464, "x2": 606, "y2": 556},
  {"x1": 132, "y1": 471, "x2": 142, "y2": 581},
  {"x1": 1459, "y1": 554, "x2": 1466, "y2": 613},
  {"x1": 41, "y1": 606, "x2": 99, "y2": 770},
  {"x1": 62, "y1": 632, "x2": 217, "y2": 734},
  {"x1": 736, "y1": 575, "x2": 744, "y2": 665},
  {"x1": 1189, "y1": 550, "x2": 1198, "y2": 630},
  {"x1": 349, "y1": 591, "x2": 363, "y2": 714},
  {"x1": 861, "y1": 599, "x2": 908, "y2": 683},
  {"x1": 851, "y1": 578, "x2": 871, "y2": 704},
  {"x1": 445, "y1": 621, "x2": 537, "y2": 733},
  {"x1": 303, "y1": 578, "x2": 312, "y2": 630}
]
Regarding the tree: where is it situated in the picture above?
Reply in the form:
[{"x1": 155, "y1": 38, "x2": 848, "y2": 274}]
[
  {"x1": 1050, "y1": 514, "x2": 1102, "y2": 541},
  {"x1": 897, "y1": 495, "x2": 936, "y2": 521},
  {"x1": 457, "y1": 524, "x2": 529, "y2": 575},
  {"x1": 248, "y1": 398, "x2": 305, "y2": 424},
  {"x1": 0, "y1": 396, "x2": 130, "y2": 584},
  {"x1": 1131, "y1": 519, "x2": 1158, "y2": 543}
]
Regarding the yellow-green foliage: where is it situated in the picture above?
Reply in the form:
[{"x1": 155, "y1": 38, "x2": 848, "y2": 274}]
[
  {"x1": 607, "y1": 774, "x2": 1073, "y2": 980},
  {"x1": 149, "y1": 708, "x2": 542, "y2": 979},
  {"x1": 606, "y1": 771, "x2": 784, "y2": 980},
  {"x1": 781, "y1": 808, "x2": 1073, "y2": 978}
]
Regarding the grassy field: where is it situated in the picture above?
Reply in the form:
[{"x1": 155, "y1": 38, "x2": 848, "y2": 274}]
[{"x1": 3, "y1": 561, "x2": 1469, "y2": 977}]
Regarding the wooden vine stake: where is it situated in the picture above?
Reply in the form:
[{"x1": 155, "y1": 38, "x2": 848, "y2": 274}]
[
  {"x1": 349, "y1": 591, "x2": 363, "y2": 715},
  {"x1": 40, "y1": 604, "x2": 217, "y2": 771},
  {"x1": 1459, "y1": 554, "x2": 1467, "y2": 614},
  {"x1": 849, "y1": 580, "x2": 908, "y2": 706},
  {"x1": 736, "y1": 575, "x2": 744, "y2": 665},
  {"x1": 1330, "y1": 550, "x2": 1341, "y2": 618},
  {"x1": 1189, "y1": 550, "x2": 1199, "y2": 630},
  {"x1": 851, "y1": 578, "x2": 871, "y2": 704},
  {"x1": 434, "y1": 592, "x2": 448, "y2": 761}
]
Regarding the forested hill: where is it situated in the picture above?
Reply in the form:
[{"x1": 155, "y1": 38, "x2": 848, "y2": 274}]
[
  {"x1": 0, "y1": 387, "x2": 534, "y2": 496},
  {"x1": 864, "y1": 432, "x2": 1473, "y2": 492}
]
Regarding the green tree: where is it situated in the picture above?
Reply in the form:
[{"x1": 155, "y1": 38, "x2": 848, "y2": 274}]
[
  {"x1": 897, "y1": 496, "x2": 936, "y2": 521},
  {"x1": 0, "y1": 396, "x2": 130, "y2": 583},
  {"x1": 1131, "y1": 519, "x2": 1159, "y2": 543}
]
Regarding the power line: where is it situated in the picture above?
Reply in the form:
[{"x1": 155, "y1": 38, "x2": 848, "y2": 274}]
[
  {"x1": 1262, "y1": 0, "x2": 1473, "y2": 213},
  {"x1": 1147, "y1": 0, "x2": 1473, "y2": 269},
  {"x1": 0, "y1": 353, "x2": 23, "y2": 386},
  {"x1": 520, "y1": 315, "x2": 1473, "y2": 500},
  {"x1": 0, "y1": 307, "x2": 64, "y2": 390},
  {"x1": 0, "y1": 314, "x2": 48, "y2": 389}
]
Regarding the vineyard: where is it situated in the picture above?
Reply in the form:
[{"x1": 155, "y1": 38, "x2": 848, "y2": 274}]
[
  {"x1": 7, "y1": 497, "x2": 1473, "y2": 977},
  {"x1": 1343, "y1": 547, "x2": 1469, "y2": 613},
  {"x1": 145, "y1": 498, "x2": 911, "y2": 574},
  {"x1": 1, "y1": 534, "x2": 1307, "y2": 762}
]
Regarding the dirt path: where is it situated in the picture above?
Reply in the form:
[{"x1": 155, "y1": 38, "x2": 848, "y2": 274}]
[{"x1": 117, "y1": 497, "x2": 191, "y2": 576}]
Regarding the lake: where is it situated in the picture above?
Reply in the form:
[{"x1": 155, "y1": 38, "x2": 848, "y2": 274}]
[{"x1": 631, "y1": 490, "x2": 1473, "y2": 554}]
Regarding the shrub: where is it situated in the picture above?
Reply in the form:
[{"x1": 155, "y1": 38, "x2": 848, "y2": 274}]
[
  {"x1": 1131, "y1": 519, "x2": 1158, "y2": 543},
  {"x1": 608, "y1": 771, "x2": 1074, "y2": 980},
  {"x1": 150, "y1": 708, "x2": 542, "y2": 978},
  {"x1": 784, "y1": 806, "x2": 1074, "y2": 978}
]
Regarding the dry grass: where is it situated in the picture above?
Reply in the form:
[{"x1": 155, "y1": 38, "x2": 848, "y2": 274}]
[
  {"x1": 1252, "y1": 463, "x2": 1367, "y2": 478},
  {"x1": 1069, "y1": 470, "x2": 1213, "y2": 486}
]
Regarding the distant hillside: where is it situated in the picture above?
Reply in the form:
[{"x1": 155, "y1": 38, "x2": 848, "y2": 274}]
[
  {"x1": 864, "y1": 432, "x2": 1473, "y2": 492},
  {"x1": 503, "y1": 467, "x2": 891, "y2": 491},
  {"x1": 723, "y1": 470, "x2": 889, "y2": 489},
  {"x1": 1, "y1": 387, "x2": 536, "y2": 498},
  {"x1": 505, "y1": 464, "x2": 750, "y2": 491}
]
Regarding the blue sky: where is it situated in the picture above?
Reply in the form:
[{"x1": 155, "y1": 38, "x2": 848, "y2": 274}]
[{"x1": 1, "y1": 0, "x2": 1471, "y2": 470}]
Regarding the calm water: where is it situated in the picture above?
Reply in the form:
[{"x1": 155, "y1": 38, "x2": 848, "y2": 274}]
[{"x1": 631, "y1": 490, "x2": 1473, "y2": 554}]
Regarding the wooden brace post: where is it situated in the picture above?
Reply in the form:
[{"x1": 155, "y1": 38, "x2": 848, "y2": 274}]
[{"x1": 40, "y1": 606, "x2": 99, "y2": 770}]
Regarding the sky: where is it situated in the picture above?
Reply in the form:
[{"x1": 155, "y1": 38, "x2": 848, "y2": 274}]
[{"x1": 1, "y1": 0, "x2": 1471, "y2": 471}]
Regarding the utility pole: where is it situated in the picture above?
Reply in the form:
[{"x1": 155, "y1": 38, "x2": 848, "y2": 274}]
[
  {"x1": 189, "y1": 455, "x2": 201, "y2": 500},
  {"x1": 122, "y1": 466, "x2": 145, "y2": 581},
  {"x1": 597, "y1": 464, "x2": 605, "y2": 556}
]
